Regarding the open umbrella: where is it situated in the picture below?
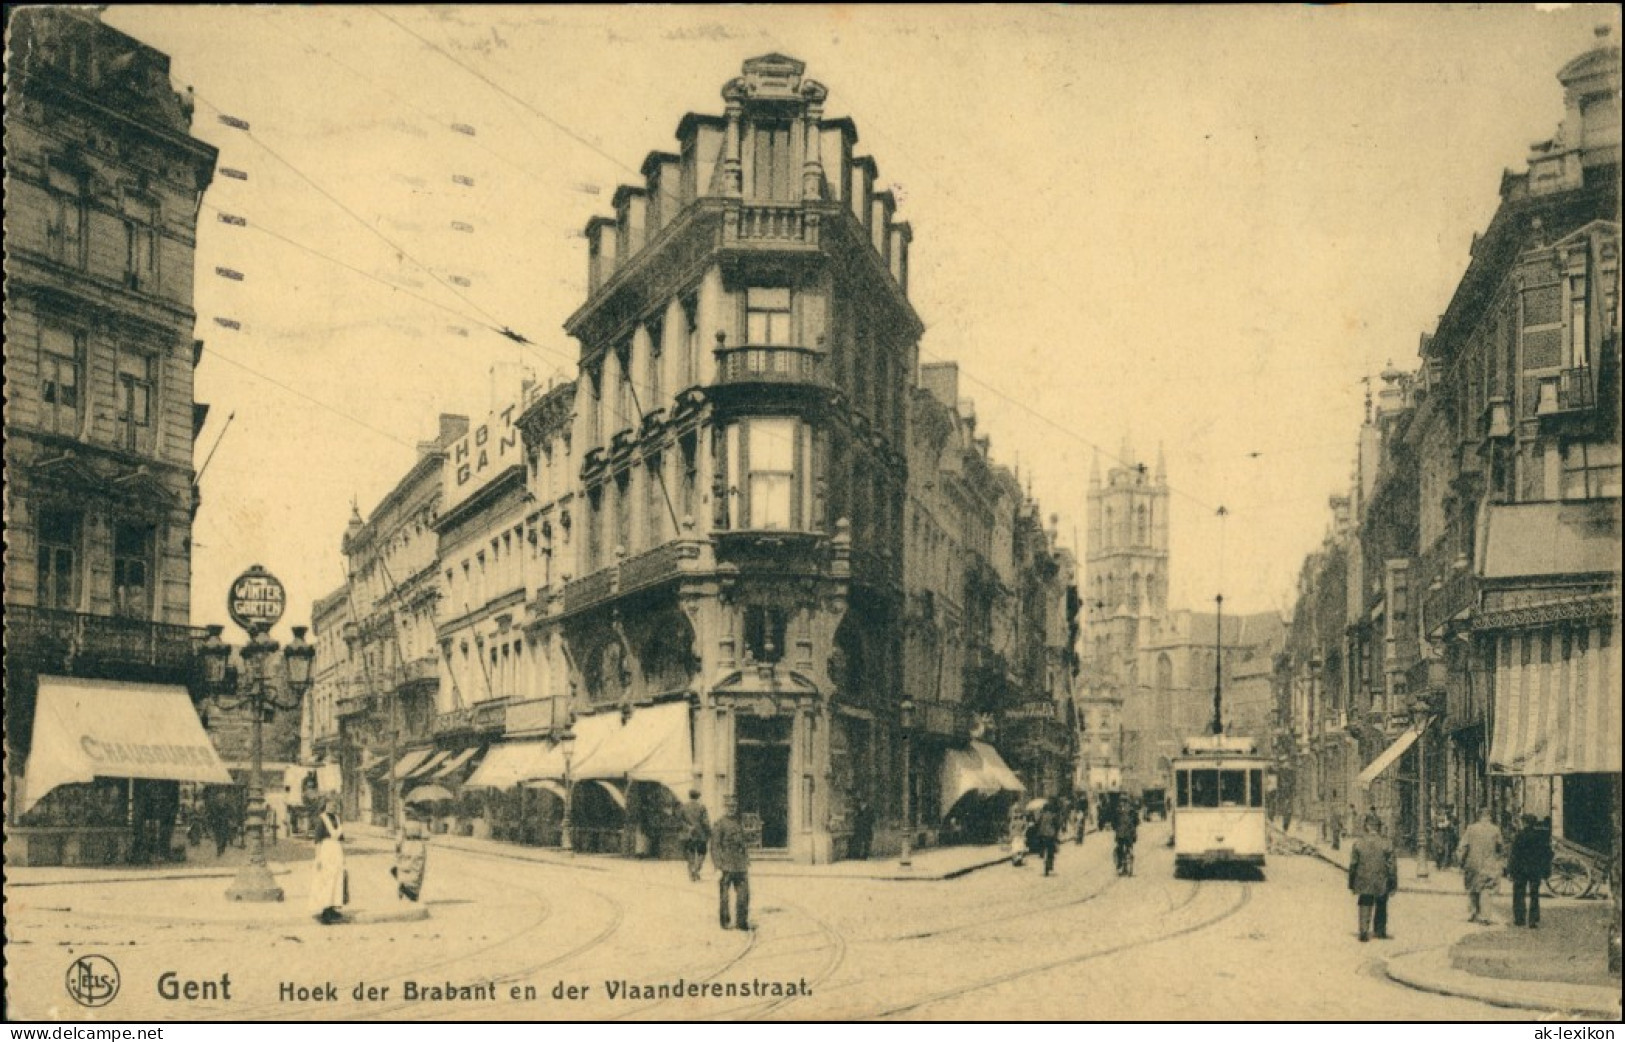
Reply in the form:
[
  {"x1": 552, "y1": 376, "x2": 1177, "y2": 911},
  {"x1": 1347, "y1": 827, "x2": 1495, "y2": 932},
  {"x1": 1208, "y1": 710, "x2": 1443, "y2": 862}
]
[{"x1": 404, "y1": 784, "x2": 454, "y2": 805}]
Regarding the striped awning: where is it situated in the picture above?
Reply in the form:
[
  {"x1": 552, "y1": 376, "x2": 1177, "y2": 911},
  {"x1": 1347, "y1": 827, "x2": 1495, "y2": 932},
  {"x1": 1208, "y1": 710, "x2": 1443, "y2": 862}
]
[
  {"x1": 1357, "y1": 718, "x2": 1431, "y2": 788},
  {"x1": 409, "y1": 750, "x2": 451, "y2": 778},
  {"x1": 433, "y1": 747, "x2": 481, "y2": 778},
  {"x1": 1490, "y1": 623, "x2": 1621, "y2": 776}
]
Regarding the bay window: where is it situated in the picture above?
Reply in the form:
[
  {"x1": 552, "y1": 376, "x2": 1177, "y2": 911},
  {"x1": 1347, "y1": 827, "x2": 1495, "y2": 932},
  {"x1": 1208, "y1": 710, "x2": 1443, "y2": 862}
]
[{"x1": 723, "y1": 417, "x2": 815, "y2": 531}]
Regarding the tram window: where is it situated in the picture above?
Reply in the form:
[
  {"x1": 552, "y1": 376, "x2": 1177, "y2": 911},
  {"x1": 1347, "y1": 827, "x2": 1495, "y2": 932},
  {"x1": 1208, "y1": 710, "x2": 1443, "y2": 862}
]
[
  {"x1": 1189, "y1": 770, "x2": 1219, "y2": 808},
  {"x1": 1176, "y1": 770, "x2": 1190, "y2": 807},
  {"x1": 1249, "y1": 769, "x2": 1264, "y2": 808},
  {"x1": 1219, "y1": 770, "x2": 1245, "y2": 807}
]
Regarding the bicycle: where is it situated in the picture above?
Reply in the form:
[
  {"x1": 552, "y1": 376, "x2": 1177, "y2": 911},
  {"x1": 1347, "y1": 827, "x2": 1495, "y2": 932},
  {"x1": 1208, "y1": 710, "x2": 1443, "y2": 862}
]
[{"x1": 1114, "y1": 835, "x2": 1136, "y2": 876}]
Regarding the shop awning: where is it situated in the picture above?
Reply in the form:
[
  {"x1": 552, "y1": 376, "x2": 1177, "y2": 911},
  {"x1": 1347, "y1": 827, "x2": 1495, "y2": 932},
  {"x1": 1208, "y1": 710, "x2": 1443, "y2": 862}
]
[
  {"x1": 941, "y1": 741, "x2": 1025, "y2": 811},
  {"x1": 585, "y1": 778, "x2": 629, "y2": 808},
  {"x1": 1490, "y1": 623, "x2": 1621, "y2": 775},
  {"x1": 1356, "y1": 718, "x2": 1432, "y2": 788},
  {"x1": 390, "y1": 750, "x2": 434, "y2": 780},
  {"x1": 21, "y1": 676, "x2": 232, "y2": 814},
  {"x1": 433, "y1": 747, "x2": 481, "y2": 778},
  {"x1": 359, "y1": 752, "x2": 386, "y2": 774},
  {"x1": 574, "y1": 703, "x2": 694, "y2": 796},
  {"x1": 409, "y1": 750, "x2": 451, "y2": 778},
  {"x1": 524, "y1": 779, "x2": 568, "y2": 800},
  {"x1": 464, "y1": 740, "x2": 565, "y2": 789}
]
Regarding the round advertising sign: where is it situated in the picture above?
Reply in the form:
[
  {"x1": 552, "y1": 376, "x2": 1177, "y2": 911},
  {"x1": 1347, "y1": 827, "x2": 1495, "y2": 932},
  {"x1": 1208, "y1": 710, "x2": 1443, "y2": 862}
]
[{"x1": 228, "y1": 564, "x2": 286, "y2": 633}]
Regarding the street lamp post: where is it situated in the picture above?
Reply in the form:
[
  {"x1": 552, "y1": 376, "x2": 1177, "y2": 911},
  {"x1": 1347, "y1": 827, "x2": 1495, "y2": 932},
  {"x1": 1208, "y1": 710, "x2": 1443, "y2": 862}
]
[
  {"x1": 559, "y1": 725, "x2": 576, "y2": 854},
  {"x1": 899, "y1": 699, "x2": 915, "y2": 869},
  {"x1": 199, "y1": 623, "x2": 314, "y2": 902}
]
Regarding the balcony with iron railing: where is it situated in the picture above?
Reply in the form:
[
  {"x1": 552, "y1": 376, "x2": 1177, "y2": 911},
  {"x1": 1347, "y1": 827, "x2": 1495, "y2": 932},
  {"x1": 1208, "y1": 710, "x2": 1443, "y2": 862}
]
[
  {"x1": 6, "y1": 605, "x2": 205, "y2": 679},
  {"x1": 714, "y1": 343, "x2": 828, "y2": 388},
  {"x1": 391, "y1": 655, "x2": 439, "y2": 689},
  {"x1": 1534, "y1": 365, "x2": 1600, "y2": 426},
  {"x1": 1418, "y1": 536, "x2": 1476, "y2": 638},
  {"x1": 563, "y1": 540, "x2": 700, "y2": 617}
]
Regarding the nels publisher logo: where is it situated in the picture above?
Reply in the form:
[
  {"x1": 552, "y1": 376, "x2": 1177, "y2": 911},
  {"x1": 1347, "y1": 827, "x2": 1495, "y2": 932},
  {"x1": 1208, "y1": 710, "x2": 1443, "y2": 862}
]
[{"x1": 65, "y1": 955, "x2": 120, "y2": 1008}]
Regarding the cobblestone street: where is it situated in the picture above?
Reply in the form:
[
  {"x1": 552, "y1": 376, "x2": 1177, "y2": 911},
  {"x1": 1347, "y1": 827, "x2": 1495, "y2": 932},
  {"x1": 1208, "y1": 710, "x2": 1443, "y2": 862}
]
[{"x1": 7, "y1": 823, "x2": 1594, "y2": 1021}]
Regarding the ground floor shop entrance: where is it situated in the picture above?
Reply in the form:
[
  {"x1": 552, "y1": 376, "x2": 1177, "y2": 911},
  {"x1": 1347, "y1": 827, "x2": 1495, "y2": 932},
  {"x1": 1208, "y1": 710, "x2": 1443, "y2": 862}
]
[{"x1": 737, "y1": 715, "x2": 791, "y2": 849}]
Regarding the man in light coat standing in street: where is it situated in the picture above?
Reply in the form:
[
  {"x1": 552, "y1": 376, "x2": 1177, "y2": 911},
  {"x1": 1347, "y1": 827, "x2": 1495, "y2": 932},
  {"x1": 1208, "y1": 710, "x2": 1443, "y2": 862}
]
[
  {"x1": 712, "y1": 795, "x2": 750, "y2": 931},
  {"x1": 678, "y1": 788, "x2": 711, "y2": 883},
  {"x1": 1459, "y1": 807, "x2": 1504, "y2": 925},
  {"x1": 1347, "y1": 817, "x2": 1398, "y2": 942}
]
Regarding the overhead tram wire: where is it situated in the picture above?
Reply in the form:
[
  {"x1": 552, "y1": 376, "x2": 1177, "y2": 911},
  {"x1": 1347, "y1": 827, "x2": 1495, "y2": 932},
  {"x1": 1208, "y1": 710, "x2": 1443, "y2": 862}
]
[
  {"x1": 185, "y1": 86, "x2": 538, "y2": 350},
  {"x1": 384, "y1": 11, "x2": 1225, "y2": 517},
  {"x1": 252, "y1": 9, "x2": 599, "y2": 198},
  {"x1": 199, "y1": 345, "x2": 419, "y2": 451},
  {"x1": 364, "y1": 6, "x2": 687, "y2": 216},
  {"x1": 182, "y1": 85, "x2": 592, "y2": 384}
]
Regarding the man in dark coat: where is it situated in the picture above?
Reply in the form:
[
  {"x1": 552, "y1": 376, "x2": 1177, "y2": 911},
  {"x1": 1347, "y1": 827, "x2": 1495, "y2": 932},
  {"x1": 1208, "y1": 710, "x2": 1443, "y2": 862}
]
[
  {"x1": 1508, "y1": 814, "x2": 1553, "y2": 929},
  {"x1": 850, "y1": 799, "x2": 875, "y2": 861},
  {"x1": 712, "y1": 796, "x2": 751, "y2": 931},
  {"x1": 205, "y1": 786, "x2": 235, "y2": 857},
  {"x1": 1347, "y1": 817, "x2": 1398, "y2": 941},
  {"x1": 678, "y1": 789, "x2": 711, "y2": 883},
  {"x1": 1035, "y1": 801, "x2": 1062, "y2": 876}
]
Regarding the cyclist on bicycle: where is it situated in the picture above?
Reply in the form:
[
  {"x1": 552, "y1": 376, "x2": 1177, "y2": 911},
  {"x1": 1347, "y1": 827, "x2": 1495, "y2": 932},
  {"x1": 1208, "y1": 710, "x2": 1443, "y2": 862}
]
[{"x1": 1112, "y1": 795, "x2": 1139, "y2": 876}]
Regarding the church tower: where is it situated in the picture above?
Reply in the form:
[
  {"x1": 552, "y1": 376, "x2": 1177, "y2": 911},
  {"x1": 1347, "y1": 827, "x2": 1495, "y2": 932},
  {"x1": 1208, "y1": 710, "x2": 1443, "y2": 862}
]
[
  {"x1": 1075, "y1": 439, "x2": 1169, "y2": 790},
  {"x1": 1083, "y1": 438, "x2": 1169, "y2": 676}
]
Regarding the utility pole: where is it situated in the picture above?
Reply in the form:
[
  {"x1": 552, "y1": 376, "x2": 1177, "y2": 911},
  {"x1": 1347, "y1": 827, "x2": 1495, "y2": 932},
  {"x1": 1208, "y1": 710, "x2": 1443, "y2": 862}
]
[{"x1": 1211, "y1": 593, "x2": 1225, "y2": 736}]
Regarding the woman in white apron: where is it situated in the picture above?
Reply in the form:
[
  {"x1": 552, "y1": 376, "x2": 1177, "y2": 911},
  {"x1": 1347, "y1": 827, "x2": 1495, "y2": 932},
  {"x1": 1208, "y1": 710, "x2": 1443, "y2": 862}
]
[{"x1": 308, "y1": 796, "x2": 347, "y2": 924}]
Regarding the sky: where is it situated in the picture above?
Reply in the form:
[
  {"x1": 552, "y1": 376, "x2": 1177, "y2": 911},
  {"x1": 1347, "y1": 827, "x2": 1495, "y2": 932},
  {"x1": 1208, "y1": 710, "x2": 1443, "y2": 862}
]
[{"x1": 97, "y1": 4, "x2": 1621, "y2": 633}]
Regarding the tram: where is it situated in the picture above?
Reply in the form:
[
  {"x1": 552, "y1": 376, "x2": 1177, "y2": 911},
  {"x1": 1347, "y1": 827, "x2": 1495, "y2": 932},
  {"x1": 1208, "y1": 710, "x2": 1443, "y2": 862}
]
[{"x1": 1169, "y1": 734, "x2": 1269, "y2": 878}]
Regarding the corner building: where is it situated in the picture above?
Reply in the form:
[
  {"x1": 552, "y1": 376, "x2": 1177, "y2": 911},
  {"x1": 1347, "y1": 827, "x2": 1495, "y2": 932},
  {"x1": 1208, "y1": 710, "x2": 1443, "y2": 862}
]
[
  {"x1": 3, "y1": 8, "x2": 219, "y2": 863},
  {"x1": 557, "y1": 55, "x2": 919, "y2": 862}
]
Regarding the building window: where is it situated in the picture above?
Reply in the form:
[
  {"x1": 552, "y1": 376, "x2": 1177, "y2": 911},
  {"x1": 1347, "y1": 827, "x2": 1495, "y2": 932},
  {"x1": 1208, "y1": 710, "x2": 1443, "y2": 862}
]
[
  {"x1": 123, "y1": 197, "x2": 159, "y2": 292},
  {"x1": 40, "y1": 326, "x2": 83, "y2": 436},
  {"x1": 1562, "y1": 442, "x2": 1622, "y2": 500},
  {"x1": 745, "y1": 287, "x2": 792, "y2": 346},
  {"x1": 744, "y1": 605, "x2": 787, "y2": 663},
  {"x1": 37, "y1": 508, "x2": 81, "y2": 611},
  {"x1": 680, "y1": 433, "x2": 698, "y2": 525},
  {"x1": 1569, "y1": 275, "x2": 1588, "y2": 369},
  {"x1": 742, "y1": 418, "x2": 797, "y2": 529},
  {"x1": 613, "y1": 341, "x2": 634, "y2": 433},
  {"x1": 647, "y1": 316, "x2": 664, "y2": 406},
  {"x1": 645, "y1": 454, "x2": 666, "y2": 548},
  {"x1": 750, "y1": 123, "x2": 795, "y2": 201},
  {"x1": 680, "y1": 295, "x2": 699, "y2": 389},
  {"x1": 46, "y1": 161, "x2": 88, "y2": 268},
  {"x1": 117, "y1": 352, "x2": 154, "y2": 451},
  {"x1": 585, "y1": 364, "x2": 603, "y2": 446},
  {"x1": 585, "y1": 486, "x2": 604, "y2": 571},
  {"x1": 113, "y1": 522, "x2": 155, "y2": 620},
  {"x1": 613, "y1": 472, "x2": 632, "y2": 555}
]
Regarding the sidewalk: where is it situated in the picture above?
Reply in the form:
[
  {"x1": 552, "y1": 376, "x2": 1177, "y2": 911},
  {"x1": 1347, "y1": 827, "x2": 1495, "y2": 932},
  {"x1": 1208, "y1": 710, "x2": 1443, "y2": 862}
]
[
  {"x1": 1272, "y1": 821, "x2": 1621, "y2": 1019},
  {"x1": 1384, "y1": 937, "x2": 1621, "y2": 1019},
  {"x1": 8, "y1": 835, "x2": 427, "y2": 927},
  {"x1": 8, "y1": 834, "x2": 323, "y2": 888},
  {"x1": 414, "y1": 828, "x2": 1015, "y2": 881},
  {"x1": 1274, "y1": 820, "x2": 1466, "y2": 895}
]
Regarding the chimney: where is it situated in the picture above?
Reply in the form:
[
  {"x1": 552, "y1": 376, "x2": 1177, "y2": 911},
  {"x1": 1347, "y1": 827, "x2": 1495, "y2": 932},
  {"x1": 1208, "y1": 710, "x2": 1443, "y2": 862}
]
[{"x1": 920, "y1": 361, "x2": 959, "y2": 411}]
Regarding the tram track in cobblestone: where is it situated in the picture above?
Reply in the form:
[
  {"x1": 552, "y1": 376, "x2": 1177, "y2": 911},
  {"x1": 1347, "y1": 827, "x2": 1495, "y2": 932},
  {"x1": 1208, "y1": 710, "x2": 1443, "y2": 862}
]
[
  {"x1": 691, "y1": 897, "x2": 850, "y2": 1021},
  {"x1": 192, "y1": 850, "x2": 595, "y2": 1021},
  {"x1": 863, "y1": 880, "x2": 1251, "y2": 1019}
]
